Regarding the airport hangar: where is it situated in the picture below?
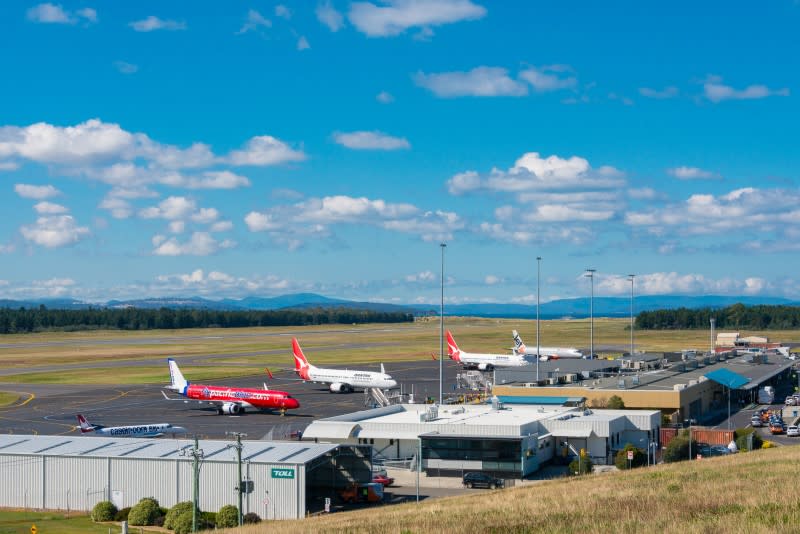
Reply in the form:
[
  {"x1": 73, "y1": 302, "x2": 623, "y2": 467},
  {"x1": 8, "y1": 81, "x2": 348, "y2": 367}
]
[
  {"x1": 491, "y1": 351, "x2": 796, "y2": 422},
  {"x1": 302, "y1": 402, "x2": 660, "y2": 478},
  {"x1": 0, "y1": 435, "x2": 371, "y2": 519}
]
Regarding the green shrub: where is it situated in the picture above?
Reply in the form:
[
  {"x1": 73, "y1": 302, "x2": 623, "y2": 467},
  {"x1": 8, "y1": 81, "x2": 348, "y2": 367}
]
[
  {"x1": 164, "y1": 501, "x2": 195, "y2": 530},
  {"x1": 128, "y1": 497, "x2": 162, "y2": 526},
  {"x1": 735, "y1": 427, "x2": 763, "y2": 451},
  {"x1": 243, "y1": 512, "x2": 261, "y2": 524},
  {"x1": 114, "y1": 507, "x2": 131, "y2": 521},
  {"x1": 663, "y1": 435, "x2": 701, "y2": 463},
  {"x1": 172, "y1": 510, "x2": 195, "y2": 534},
  {"x1": 607, "y1": 395, "x2": 625, "y2": 409},
  {"x1": 201, "y1": 511, "x2": 216, "y2": 528},
  {"x1": 216, "y1": 505, "x2": 240, "y2": 528},
  {"x1": 91, "y1": 500, "x2": 117, "y2": 522},
  {"x1": 615, "y1": 443, "x2": 647, "y2": 470},
  {"x1": 568, "y1": 455, "x2": 592, "y2": 475}
]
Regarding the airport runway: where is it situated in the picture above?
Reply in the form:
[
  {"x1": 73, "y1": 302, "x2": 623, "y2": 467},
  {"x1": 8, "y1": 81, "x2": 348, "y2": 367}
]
[{"x1": 0, "y1": 360, "x2": 470, "y2": 439}]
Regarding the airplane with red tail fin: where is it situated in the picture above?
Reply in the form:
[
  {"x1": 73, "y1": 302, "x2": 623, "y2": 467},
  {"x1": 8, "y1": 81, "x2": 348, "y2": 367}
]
[{"x1": 447, "y1": 330, "x2": 531, "y2": 372}]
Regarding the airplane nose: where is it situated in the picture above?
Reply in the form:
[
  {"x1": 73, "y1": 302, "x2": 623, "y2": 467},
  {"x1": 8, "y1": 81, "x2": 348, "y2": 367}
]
[
  {"x1": 289, "y1": 398, "x2": 300, "y2": 409},
  {"x1": 389, "y1": 380, "x2": 398, "y2": 388}
]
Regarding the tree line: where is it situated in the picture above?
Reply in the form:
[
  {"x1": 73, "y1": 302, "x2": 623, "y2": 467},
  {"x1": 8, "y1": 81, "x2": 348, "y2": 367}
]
[
  {"x1": 636, "y1": 303, "x2": 800, "y2": 330},
  {"x1": 0, "y1": 306, "x2": 413, "y2": 334}
]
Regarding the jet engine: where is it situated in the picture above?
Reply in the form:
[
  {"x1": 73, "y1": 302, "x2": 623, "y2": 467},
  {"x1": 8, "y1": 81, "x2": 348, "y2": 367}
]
[
  {"x1": 220, "y1": 402, "x2": 242, "y2": 415},
  {"x1": 329, "y1": 383, "x2": 352, "y2": 393},
  {"x1": 477, "y1": 363, "x2": 493, "y2": 372}
]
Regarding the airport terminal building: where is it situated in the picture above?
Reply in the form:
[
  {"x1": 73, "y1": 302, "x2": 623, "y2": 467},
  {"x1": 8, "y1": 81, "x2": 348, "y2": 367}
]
[
  {"x1": 0, "y1": 435, "x2": 371, "y2": 519},
  {"x1": 302, "y1": 403, "x2": 660, "y2": 478}
]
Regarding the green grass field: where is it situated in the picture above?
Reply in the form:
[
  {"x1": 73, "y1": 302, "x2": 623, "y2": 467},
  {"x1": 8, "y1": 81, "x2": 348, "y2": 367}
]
[
  {"x1": 1, "y1": 318, "x2": 798, "y2": 385},
  {"x1": 231, "y1": 445, "x2": 800, "y2": 534},
  {"x1": 0, "y1": 511, "x2": 158, "y2": 534},
  {"x1": 0, "y1": 392, "x2": 20, "y2": 407}
]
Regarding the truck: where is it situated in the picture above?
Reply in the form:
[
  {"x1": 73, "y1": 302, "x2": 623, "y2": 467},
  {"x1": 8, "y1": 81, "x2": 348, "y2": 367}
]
[
  {"x1": 339, "y1": 482, "x2": 384, "y2": 504},
  {"x1": 758, "y1": 386, "x2": 775, "y2": 405}
]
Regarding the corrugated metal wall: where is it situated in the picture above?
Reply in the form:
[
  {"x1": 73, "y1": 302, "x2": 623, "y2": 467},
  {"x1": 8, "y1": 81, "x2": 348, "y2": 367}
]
[{"x1": 0, "y1": 454, "x2": 306, "y2": 519}]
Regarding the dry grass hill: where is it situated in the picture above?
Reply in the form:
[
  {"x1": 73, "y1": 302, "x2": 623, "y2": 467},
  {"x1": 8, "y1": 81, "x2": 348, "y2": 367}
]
[{"x1": 228, "y1": 446, "x2": 800, "y2": 534}]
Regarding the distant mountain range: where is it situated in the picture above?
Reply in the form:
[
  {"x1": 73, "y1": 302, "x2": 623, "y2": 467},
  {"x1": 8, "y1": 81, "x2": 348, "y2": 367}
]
[{"x1": 1, "y1": 293, "x2": 798, "y2": 318}]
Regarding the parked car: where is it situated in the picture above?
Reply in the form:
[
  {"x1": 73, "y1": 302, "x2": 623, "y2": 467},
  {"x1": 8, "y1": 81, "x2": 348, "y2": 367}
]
[
  {"x1": 786, "y1": 396, "x2": 797, "y2": 406},
  {"x1": 372, "y1": 473, "x2": 395, "y2": 487},
  {"x1": 770, "y1": 423, "x2": 785, "y2": 435},
  {"x1": 750, "y1": 416, "x2": 763, "y2": 427},
  {"x1": 462, "y1": 472, "x2": 504, "y2": 490},
  {"x1": 787, "y1": 425, "x2": 800, "y2": 437}
]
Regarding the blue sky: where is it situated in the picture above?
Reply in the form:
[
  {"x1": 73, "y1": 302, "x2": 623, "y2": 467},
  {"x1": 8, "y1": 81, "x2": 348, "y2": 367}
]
[{"x1": 1, "y1": 0, "x2": 799, "y2": 304}]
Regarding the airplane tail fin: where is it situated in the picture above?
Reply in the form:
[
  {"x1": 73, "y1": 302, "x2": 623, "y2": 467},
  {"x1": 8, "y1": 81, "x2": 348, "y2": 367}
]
[
  {"x1": 167, "y1": 358, "x2": 188, "y2": 392},
  {"x1": 445, "y1": 330, "x2": 461, "y2": 361},
  {"x1": 512, "y1": 330, "x2": 527, "y2": 353},
  {"x1": 380, "y1": 363, "x2": 386, "y2": 375},
  {"x1": 292, "y1": 338, "x2": 312, "y2": 380},
  {"x1": 76, "y1": 414, "x2": 96, "y2": 433}
]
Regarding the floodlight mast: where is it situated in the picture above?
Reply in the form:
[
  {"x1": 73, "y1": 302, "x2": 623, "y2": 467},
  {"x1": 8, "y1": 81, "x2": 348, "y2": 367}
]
[{"x1": 585, "y1": 269, "x2": 596, "y2": 360}]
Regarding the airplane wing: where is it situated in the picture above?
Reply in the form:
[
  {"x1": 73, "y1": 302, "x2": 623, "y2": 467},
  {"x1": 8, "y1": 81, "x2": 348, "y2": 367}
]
[{"x1": 160, "y1": 391, "x2": 244, "y2": 408}]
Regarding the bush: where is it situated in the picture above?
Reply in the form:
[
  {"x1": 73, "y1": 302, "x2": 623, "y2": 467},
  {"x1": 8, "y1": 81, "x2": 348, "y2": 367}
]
[
  {"x1": 114, "y1": 507, "x2": 131, "y2": 522},
  {"x1": 172, "y1": 510, "x2": 195, "y2": 534},
  {"x1": 614, "y1": 443, "x2": 646, "y2": 469},
  {"x1": 201, "y1": 511, "x2": 216, "y2": 528},
  {"x1": 243, "y1": 512, "x2": 261, "y2": 524},
  {"x1": 607, "y1": 395, "x2": 625, "y2": 409},
  {"x1": 164, "y1": 501, "x2": 195, "y2": 530},
  {"x1": 662, "y1": 435, "x2": 701, "y2": 463},
  {"x1": 735, "y1": 427, "x2": 763, "y2": 451},
  {"x1": 217, "y1": 505, "x2": 240, "y2": 528},
  {"x1": 91, "y1": 500, "x2": 117, "y2": 522},
  {"x1": 128, "y1": 497, "x2": 162, "y2": 526},
  {"x1": 762, "y1": 440, "x2": 777, "y2": 449},
  {"x1": 568, "y1": 455, "x2": 592, "y2": 475}
]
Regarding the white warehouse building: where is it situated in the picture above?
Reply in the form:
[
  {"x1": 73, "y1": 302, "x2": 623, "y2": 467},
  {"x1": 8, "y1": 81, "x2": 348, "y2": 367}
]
[
  {"x1": 302, "y1": 403, "x2": 661, "y2": 478},
  {"x1": 0, "y1": 435, "x2": 371, "y2": 519}
]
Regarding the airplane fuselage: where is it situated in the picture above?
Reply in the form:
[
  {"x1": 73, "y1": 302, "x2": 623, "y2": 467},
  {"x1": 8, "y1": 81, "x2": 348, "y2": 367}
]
[
  {"x1": 181, "y1": 384, "x2": 300, "y2": 411},
  {"x1": 456, "y1": 351, "x2": 531, "y2": 370},
  {"x1": 93, "y1": 424, "x2": 186, "y2": 438},
  {"x1": 304, "y1": 368, "x2": 397, "y2": 390}
]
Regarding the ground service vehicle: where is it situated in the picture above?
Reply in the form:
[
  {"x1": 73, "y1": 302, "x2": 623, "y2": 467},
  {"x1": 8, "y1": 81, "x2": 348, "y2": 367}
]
[
  {"x1": 462, "y1": 472, "x2": 504, "y2": 489},
  {"x1": 372, "y1": 474, "x2": 394, "y2": 487},
  {"x1": 339, "y1": 483, "x2": 384, "y2": 504}
]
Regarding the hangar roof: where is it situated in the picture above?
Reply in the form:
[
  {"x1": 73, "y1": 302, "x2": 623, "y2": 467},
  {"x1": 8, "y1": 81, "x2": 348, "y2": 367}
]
[{"x1": 0, "y1": 435, "x2": 337, "y2": 465}]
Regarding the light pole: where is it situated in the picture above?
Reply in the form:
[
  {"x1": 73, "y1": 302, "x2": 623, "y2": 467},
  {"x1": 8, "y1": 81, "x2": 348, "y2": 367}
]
[
  {"x1": 439, "y1": 242, "x2": 446, "y2": 404},
  {"x1": 585, "y1": 269, "x2": 596, "y2": 359},
  {"x1": 536, "y1": 256, "x2": 542, "y2": 382},
  {"x1": 628, "y1": 274, "x2": 635, "y2": 357},
  {"x1": 226, "y1": 432, "x2": 247, "y2": 526}
]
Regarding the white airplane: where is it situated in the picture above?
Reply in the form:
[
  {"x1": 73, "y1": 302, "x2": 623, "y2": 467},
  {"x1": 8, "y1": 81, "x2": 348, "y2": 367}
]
[
  {"x1": 512, "y1": 330, "x2": 584, "y2": 360},
  {"x1": 76, "y1": 414, "x2": 187, "y2": 438},
  {"x1": 446, "y1": 330, "x2": 531, "y2": 371},
  {"x1": 292, "y1": 338, "x2": 398, "y2": 393}
]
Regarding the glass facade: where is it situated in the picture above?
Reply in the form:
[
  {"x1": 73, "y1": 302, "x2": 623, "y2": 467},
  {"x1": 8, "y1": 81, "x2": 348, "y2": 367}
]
[{"x1": 421, "y1": 436, "x2": 522, "y2": 476}]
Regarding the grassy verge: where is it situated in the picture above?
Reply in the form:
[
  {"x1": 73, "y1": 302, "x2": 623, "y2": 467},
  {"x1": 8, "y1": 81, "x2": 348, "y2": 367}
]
[
  {"x1": 0, "y1": 392, "x2": 20, "y2": 407},
  {"x1": 0, "y1": 511, "x2": 158, "y2": 534},
  {"x1": 231, "y1": 446, "x2": 800, "y2": 534},
  {"x1": 0, "y1": 365, "x2": 269, "y2": 385}
]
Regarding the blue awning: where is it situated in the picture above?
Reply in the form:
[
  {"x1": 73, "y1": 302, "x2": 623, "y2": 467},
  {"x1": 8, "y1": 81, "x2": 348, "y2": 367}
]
[{"x1": 704, "y1": 368, "x2": 750, "y2": 389}]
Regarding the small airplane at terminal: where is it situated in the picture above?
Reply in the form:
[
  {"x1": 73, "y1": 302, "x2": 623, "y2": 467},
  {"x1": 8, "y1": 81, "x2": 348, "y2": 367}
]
[
  {"x1": 446, "y1": 330, "x2": 531, "y2": 371},
  {"x1": 511, "y1": 330, "x2": 584, "y2": 360},
  {"x1": 76, "y1": 414, "x2": 187, "y2": 438},
  {"x1": 162, "y1": 358, "x2": 300, "y2": 415},
  {"x1": 290, "y1": 338, "x2": 398, "y2": 393}
]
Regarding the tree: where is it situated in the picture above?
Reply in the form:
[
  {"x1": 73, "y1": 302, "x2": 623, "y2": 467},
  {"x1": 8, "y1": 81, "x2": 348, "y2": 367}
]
[
  {"x1": 735, "y1": 427, "x2": 763, "y2": 452},
  {"x1": 91, "y1": 500, "x2": 117, "y2": 522},
  {"x1": 607, "y1": 395, "x2": 625, "y2": 409},
  {"x1": 216, "y1": 505, "x2": 240, "y2": 528},
  {"x1": 662, "y1": 434, "x2": 700, "y2": 463},
  {"x1": 568, "y1": 452, "x2": 593, "y2": 475},
  {"x1": 614, "y1": 443, "x2": 646, "y2": 469},
  {"x1": 128, "y1": 497, "x2": 162, "y2": 526}
]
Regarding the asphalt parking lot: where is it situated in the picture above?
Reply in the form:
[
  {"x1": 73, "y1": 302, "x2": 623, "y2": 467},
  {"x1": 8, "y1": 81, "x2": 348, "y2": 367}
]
[{"x1": 0, "y1": 359, "x2": 470, "y2": 439}]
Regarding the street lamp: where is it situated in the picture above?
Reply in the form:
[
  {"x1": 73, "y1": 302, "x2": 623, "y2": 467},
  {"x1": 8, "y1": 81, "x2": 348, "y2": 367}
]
[
  {"x1": 536, "y1": 256, "x2": 542, "y2": 382},
  {"x1": 628, "y1": 274, "x2": 635, "y2": 358},
  {"x1": 439, "y1": 243, "x2": 446, "y2": 404},
  {"x1": 585, "y1": 269, "x2": 596, "y2": 360}
]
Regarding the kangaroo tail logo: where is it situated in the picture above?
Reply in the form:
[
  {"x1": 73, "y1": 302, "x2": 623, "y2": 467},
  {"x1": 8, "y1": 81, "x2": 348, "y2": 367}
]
[
  {"x1": 76, "y1": 414, "x2": 95, "y2": 433},
  {"x1": 445, "y1": 331, "x2": 461, "y2": 362},
  {"x1": 292, "y1": 338, "x2": 311, "y2": 380}
]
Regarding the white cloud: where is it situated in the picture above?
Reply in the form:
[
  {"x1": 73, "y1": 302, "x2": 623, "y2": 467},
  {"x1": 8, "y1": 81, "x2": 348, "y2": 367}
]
[
  {"x1": 152, "y1": 232, "x2": 233, "y2": 256},
  {"x1": 99, "y1": 197, "x2": 133, "y2": 219},
  {"x1": 154, "y1": 269, "x2": 295, "y2": 296},
  {"x1": 190, "y1": 207, "x2": 219, "y2": 224},
  {"x1": 236, "y1": 9, "x2": 271, "y2": 35},
  {"x1": 667, "y1": 166, "x2": 718, "y2": 180},
  {"x1": 210, "y1": 220, "x2": 233, "y2": 232},
  {"x1": 14, "y1": 184, "x2": 61, "y2": 199},
  {"x1": 596, "y1": 272, "x2": 772, "y2": 296},
  {"x1": 129, "y1": 16, "x2": 186, "y2": 32},
  {"x1": 376, "y1": 91, "x2": 394, "y2": 103},
  {"x1": 33, "y1": 201, "x2": 68, "y2": 214},
  {"x1": 405, "y1": 271, "x2": 436, "y2": 283},
  {"x1": 703, "y1": 75, "x2": 789, "y2": 103},
  {"x1": 139, "y1": 196, "x2": 196, "y2": 220},
  {"x1": 639, "y1": 86, "x2": 679, "y2": 99},
  {"x1": 484, "y1": 275, "x2": 501, "y2": 285},
  {"x1": 348, "y1": 0, "x2": 486, "y2": 37},
  {"x1": 519, "y1": 65, "x2": 576, "y2": 92},
  {"x1": 175, "y1": 170, "x2": 251, "y2": 189},
  {"x1": 297, "y1": 36, "x2": 310, "y2": 50},
  {"x1": 275, "y1": 5, "x2": 292, "y2": 19},
  {"x1": 113, "y1": 61, "x2": 138, "y2": 74},
  {"x1": 168, "y1": 220, "x2": 185, "y2": 234},
  {"x1": 227, "y1": 135, "x2": 306, "y2": 166},
  {"x1": 27, "y1": 3, "x2": 97, "y2": 25},
  {"x1": 447, "y1": 152, "x2": 624, "y2": 195},
  {"x1": 20, "y1": 215, "x2": 90, "y2": 247},
  {"x1": 628, "y1": 187, "x2": 658, "y2": 200},
  {"x1": 316, "y1": 1, "x2": 345, "y2": 31},
  {"x1": 333, "y1": 130, "x2": 410, "y2": 150},
  {"x1": 415, "y1": 67, "x2": 528, "y2": 98},
  {"x1": 478, "y1": 221, "x2": 592, "y2": 245}
]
